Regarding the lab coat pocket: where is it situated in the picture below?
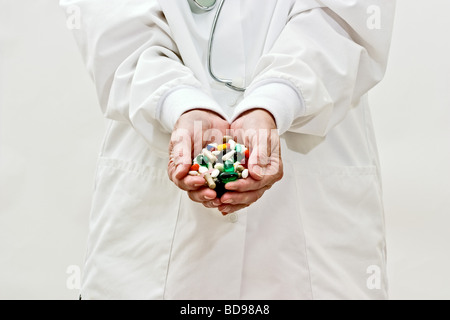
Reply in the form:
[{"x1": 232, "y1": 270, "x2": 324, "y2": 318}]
[
  {"x1": 293, "y1": 165, "x2": 387, "y2": 300},
  {"x1": 81, "y1": 157, "x2": 182, "y2": 300}
]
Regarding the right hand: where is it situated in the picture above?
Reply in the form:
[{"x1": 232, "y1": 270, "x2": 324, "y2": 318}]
[{"x1": 168, "y1": 109, "x2": 229, "y2": 205}]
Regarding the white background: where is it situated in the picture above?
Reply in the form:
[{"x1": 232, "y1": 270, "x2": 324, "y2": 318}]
[{"x1": 0, "y1": 0, "x2": 449, "y2": 300}]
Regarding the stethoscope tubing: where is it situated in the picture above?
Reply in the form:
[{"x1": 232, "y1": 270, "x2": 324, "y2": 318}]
[{"x1": 206, "y1": 0, "x2": 247, "y2": 92}]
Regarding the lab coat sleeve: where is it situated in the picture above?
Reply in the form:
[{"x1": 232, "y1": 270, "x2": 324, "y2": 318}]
[
  {"x1": 59, "y1": 0, "x2": 226, "y2": 140},
  {"x1": 232, "y1": 0, "x2": 396, "y2": 136}
]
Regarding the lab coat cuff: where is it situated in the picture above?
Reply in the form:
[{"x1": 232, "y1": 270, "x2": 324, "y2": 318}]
[
  {"x1": 231, "y1": 81, "x2": 305, "y2": 135},
  {"x1": 158, "y1": 86, "x2": 228, "y2": 132}
]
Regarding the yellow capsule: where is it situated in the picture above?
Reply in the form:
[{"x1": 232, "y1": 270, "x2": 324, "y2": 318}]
[{"x1": 217, "y1": 144, "x2": 227, "y2": 151}]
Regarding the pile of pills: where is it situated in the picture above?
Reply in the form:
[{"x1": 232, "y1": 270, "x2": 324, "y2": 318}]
[{"x1": 189, "y1": 135, "x2": 249, "y2": 197}]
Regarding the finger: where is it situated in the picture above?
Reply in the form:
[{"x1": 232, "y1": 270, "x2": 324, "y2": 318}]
[
  {"x1": 220, "y1": 186, "x2": 270, "y2": 206},
  {"x1": 248, "y1": 131, "x2": 282, "y2": 177},
  {"x1": 203, "y1": 199, "x2": 223, "y2": 209},
  {"x1": 203, "y1": 202, "x2": 215, "y2": 209},
  {"x1": 253, "y1": 156, "x2": 283, "y2": 179},
  {"x1": 218, "y1": 204, "x2": 249, "y2": 215},
  {"x1": 170, "y1": 129, "x2": 193, "y2": 171},
  {"x1": 168, "y1": 159, "x2": 203, "y2": 191},
  {"x1": 224, "y1": 163, "x2": 282, "y2": 192},
  {"x1": 224, "y1": 176, "x2": 266, "y2": 192},
  {"x1": 174, "y1": 163, "x2": 192, "y2": 180},
  {"x1": 168, "y1": 135, "x2": 196, "y2": 188},
  {"x1": 173, "y1": 175, "x2": 207, "y2": 192},
  {"x1": 247, "y1": 144, "x2": 264, "y2": 181},
  {"x1": 188, "y1": 187, "x2": 219, "y2": 203}
]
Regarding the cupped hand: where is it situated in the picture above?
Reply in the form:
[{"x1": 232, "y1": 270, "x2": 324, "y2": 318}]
[
  {"x1": 168, "y1": 109, "x2": 229, "y2": 202},
  {"x1": 217, "y1": 109, "x2": 284, "y2": 215}
]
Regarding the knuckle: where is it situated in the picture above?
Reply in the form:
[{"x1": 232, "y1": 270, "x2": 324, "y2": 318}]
[
  {"x1": 188, "y1": 191, "x2": 200, "y2": 202},
  {"x1": 252, "y1": 192, "x2": 261, "y2": 203},
  {"x1": 175, "y1": 180, "x2": 185, "y2": 190},
  {"x1": 277, "y1": 169, "x2": 284, "y2": 181},
  {"x1": 203, "y1": 202, "x2": 213, "y2": 208}
]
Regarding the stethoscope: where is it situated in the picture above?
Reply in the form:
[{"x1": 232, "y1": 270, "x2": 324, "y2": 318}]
[{"x1": 188, "y1": 0, "x2": 247, "y2": 92}]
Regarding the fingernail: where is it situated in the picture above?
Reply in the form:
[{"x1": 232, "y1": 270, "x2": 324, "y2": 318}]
[
  {"x1": 204, "y1": 195, "x2": 215, "y2": 200},
  {"x1": 194, "y1": 181, "x2": 207, "y2": 187},
  {"x1": 222, "y1": 199, "x2": 233, "y2": 204},
  {"x1": 222, "y1": 206, "x2": 231, "y2": 213}
]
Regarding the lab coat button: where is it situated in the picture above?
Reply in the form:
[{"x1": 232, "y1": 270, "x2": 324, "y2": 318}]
[
  {"x1": 229, "y1": 213, "x2": 238, "y2": 223},
  {"x1": 227, "y1": 97, "x2": 238, "y2": 107}
]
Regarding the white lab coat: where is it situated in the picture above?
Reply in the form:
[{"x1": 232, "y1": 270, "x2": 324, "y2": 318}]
[{"x1": 61, "y1": 0, "x2": 395, "y2": 299}]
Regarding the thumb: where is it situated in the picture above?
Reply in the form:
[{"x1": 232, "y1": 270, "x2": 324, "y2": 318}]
[
  {"x1": 169, "y1": 128, "x2": 193, "y2": 181},
  {"x1": 247, "y1": 146, "x2": 264, "y2": 181},
  {"x1": 175, "y1": 162, "x2": 191, "y2": 180}
]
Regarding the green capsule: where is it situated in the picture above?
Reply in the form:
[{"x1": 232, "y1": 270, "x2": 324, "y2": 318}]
[
  {"x1": 224, "y1": 160, "x2": 235, "y2": 173},
  {"x1": 219, "y1": 172, "x2": 239, "y2": 184},
  {"x1": 196, "y1": 155, "x2": 209, "y2": 167}
]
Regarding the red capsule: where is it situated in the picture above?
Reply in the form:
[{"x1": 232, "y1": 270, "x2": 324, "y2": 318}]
[{"x1": 190, "y1": 164, "x2": 200, "y2": 171}]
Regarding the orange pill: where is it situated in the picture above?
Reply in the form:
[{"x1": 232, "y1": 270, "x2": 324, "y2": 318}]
[
  {"x1": 190, "y1": 164, "x2": 200, "y2": 171},
  {"x1": 245, "y1": 149, "x2": 250, "y2": 159}
]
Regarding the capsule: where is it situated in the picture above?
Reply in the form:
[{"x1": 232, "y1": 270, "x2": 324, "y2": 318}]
[
  {"x1": 223, "y1": 160, "x2": 235, "y2": 173},
  {"x1": 217, "y1": 144, "x2": 227, "y2": 151},
  {"x1": 214, "y1": 163, "x2": 225, "y2": 172},
  {"x1": 196, "y1": 154, "x2": 209, "y2": 167},
  {"x1": 199, "y1": 166, "x2": 209, "y2": 174},
  {"x1": 219, "y1": 172, "x2": 239, "y2": 184},
  {"x1": 228, "y1": 140, "x2": 236, "y2": 152},
  {"x1": 223, "y1": 136, "x2": 233, "y2": 144},
  {"x1": 206, "y1": 144, "x2": 216, "y2": 152},
  {"x1": 222, "y1": 150, "x2": 236, "y2": 162},
  {"x1": 191, "y1": 136, "x2": 250, "y2": 187},
  {"x1": 204, "y1": 173, "x2": 216, "y2": 189},
  {"x1": 211, "y1": 169, "x2": 220, "y2": 178},
  {"x1": 203, "y1": 149, "x2": 217, "y2": 163}
]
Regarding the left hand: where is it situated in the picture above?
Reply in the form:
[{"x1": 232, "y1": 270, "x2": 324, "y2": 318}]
[{"x1": 216, "y1": 109, "x2": 284, "y2": 215}]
